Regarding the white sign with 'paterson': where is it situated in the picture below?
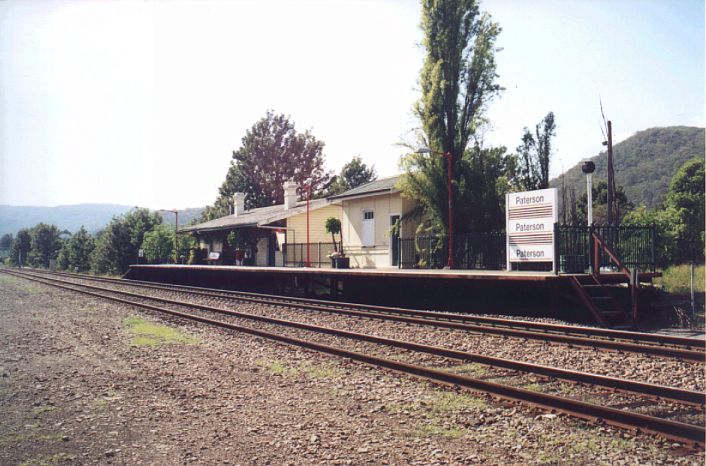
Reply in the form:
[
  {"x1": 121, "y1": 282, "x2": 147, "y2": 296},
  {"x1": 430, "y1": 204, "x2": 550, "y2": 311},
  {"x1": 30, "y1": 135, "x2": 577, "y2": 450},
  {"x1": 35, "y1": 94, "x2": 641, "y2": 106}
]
[
  {"x1": 508, "y1": 219, "x2": 554, "y2": 235},
  {"x1": 506, "y1": 188, "x2": 557, "y2": 270},
  {"x1": 508, "y1": 243, "x2": 554, "y2": 261}
]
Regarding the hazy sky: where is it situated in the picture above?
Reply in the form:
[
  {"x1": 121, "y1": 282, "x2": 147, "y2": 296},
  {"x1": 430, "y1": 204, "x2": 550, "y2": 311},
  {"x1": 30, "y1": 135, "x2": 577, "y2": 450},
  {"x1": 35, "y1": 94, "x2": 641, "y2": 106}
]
[{"x1": 1, "y1": 0, "x2": 703, "y2": 210}]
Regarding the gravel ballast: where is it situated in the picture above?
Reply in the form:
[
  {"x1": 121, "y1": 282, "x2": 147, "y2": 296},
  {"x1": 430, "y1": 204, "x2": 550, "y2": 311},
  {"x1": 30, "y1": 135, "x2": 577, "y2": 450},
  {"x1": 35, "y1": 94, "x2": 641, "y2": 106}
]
[{"x1": 0, "y1": 273, "x2": 703, "y2": 465}]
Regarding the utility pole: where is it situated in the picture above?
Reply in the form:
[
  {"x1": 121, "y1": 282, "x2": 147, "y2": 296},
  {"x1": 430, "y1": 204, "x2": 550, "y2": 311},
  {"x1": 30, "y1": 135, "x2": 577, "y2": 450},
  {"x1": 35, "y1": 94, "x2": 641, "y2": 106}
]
[{"x1": 606, "y1": 121, "x2": 614, "y2": 226}]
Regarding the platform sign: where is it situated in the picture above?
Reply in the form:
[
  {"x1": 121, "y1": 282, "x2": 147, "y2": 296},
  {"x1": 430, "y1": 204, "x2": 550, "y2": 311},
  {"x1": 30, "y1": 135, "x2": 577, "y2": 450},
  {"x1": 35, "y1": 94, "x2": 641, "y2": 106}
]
[{"x1": 506, "y1": 188, "x2": 557, "y2": 271}]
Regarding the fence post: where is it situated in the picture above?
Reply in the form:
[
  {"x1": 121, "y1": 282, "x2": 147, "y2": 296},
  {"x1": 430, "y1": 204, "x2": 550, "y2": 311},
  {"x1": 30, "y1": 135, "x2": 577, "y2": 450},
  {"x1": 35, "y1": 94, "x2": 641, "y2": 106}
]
[
  {"x1": 631, "y1": 268, "x2": 638, "y2": 323},
  {"x1": 428, "y1": 236, "x2": 433, "y2": 269},
  {"x1": 553, "y1": 223, "x2": 559, "y2": 275},
  {"x1": 650, "y1": 223, "x2": 656, "y2": 273},
  {"x1": 691, "y1": 261, "x2": 696, "y2": 327},
  {"x1": 317, "y1": 242, "x2": 321, "y2": 268},
  {"x1": 398, "y1": 237, "x2": 402, "y2": 269},
  {"x1": 588, "y1": 225, "x2": 594, "y2": 274}
]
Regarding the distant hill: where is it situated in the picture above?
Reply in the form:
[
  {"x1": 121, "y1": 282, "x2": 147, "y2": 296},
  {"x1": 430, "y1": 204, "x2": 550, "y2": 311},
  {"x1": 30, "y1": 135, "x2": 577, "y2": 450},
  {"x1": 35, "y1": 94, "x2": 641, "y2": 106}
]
[
  {"x1": 0, "y1": 204, "x2": 205, "y2": 237},
  {"x1": 551, "y1": 126, "x2": 704, "y2": 209}
]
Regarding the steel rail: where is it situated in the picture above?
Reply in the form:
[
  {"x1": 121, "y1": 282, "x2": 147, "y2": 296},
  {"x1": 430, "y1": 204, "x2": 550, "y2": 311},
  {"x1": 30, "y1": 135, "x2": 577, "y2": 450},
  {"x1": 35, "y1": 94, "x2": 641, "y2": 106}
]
[
  {"x1": 42, "y1": 268, "x2": 706, "y2": 349},
  {"x1": 17, "y1": 269, "x2": 706, "y2": 361},
  {"x1": 4, "y1": 269, "x2": 705, "y2": 406},
  {"x1": 3, "y1": 269, "x2": 703, "y2": 448}
]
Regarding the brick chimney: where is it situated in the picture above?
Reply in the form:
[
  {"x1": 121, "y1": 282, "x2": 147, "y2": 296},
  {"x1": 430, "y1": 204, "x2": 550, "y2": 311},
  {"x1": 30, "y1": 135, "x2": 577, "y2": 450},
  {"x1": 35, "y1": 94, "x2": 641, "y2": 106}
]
[
  {"x1": 232, "y1": 193, "x2": 245, "y2": 216},
  {"x1": 283, "y1": 180, "x2": 298, "y2": 210}
]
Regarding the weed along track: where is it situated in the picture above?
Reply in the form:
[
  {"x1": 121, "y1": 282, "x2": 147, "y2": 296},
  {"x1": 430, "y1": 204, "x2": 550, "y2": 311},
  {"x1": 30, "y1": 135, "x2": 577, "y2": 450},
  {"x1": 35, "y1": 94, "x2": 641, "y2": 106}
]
[{"x1": 3, "y1": 268, "x2": 705, "y2": 449}]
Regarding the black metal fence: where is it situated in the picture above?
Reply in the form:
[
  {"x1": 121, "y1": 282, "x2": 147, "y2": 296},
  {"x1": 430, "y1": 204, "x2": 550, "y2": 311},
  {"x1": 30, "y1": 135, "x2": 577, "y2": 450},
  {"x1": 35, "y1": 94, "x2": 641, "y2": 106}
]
[
  {"x1": 398, "y1": 225, "x2": 655, "y2": 273},
  {"x1": 283, "y1": 242, "x2": 337, "y2": 268},
  {"x1": 556, "y1": 224, "x2": 656, "y2": 273},
  {"x1": 399, "y1": 232, "x2": 506, "y2": 270}
]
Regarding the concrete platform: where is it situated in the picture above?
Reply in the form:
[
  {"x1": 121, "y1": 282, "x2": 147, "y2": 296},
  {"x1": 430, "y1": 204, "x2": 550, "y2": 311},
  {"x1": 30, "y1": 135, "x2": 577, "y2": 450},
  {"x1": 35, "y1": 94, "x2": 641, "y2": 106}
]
[{"x1": 124, "y1": 264, "x2": 660, "y2": 324}]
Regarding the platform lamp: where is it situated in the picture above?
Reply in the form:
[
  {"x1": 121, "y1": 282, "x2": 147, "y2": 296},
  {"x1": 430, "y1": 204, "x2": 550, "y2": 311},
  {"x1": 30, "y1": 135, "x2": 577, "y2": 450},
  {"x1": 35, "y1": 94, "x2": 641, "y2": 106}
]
[
  {"x1": 159, "y1": 209, "x2": 180, "y2": 264},
  {"x1": 415, "y1": 147, "x2": 454, "y2": 269},
  {"x1": 302, "y1": 182, "x2": 312, "y2": 268},
  {"x1": 581, "y1": 161, "x2": 596, "y2": 225}
]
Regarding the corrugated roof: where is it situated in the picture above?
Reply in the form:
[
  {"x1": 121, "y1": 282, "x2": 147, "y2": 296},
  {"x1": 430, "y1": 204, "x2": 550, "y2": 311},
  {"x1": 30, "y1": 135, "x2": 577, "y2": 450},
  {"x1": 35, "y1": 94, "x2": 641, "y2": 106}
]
[
  {"x1": 181, "y1": 198, "x2": 331, "y2": 233},
  {"x1": 328, "y1": 175, "x2": 401, "y2": 200}
]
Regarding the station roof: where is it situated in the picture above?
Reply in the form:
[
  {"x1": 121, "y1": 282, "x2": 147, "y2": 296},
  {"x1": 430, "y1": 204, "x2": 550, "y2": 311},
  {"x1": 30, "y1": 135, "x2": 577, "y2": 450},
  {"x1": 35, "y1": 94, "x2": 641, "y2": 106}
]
[
  {"x1": 181, "y1": 198, "x2": 332, "y2": 234},
  {"x1": 327, "y1": 175, "x2": 400, "y2": 200}
]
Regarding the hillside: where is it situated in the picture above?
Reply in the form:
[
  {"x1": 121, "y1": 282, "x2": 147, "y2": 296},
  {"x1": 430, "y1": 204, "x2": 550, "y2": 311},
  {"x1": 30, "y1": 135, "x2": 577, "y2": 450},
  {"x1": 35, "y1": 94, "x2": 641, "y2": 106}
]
[
  {"x1": 0, "y1": 204, "x2": 204, "y2": 237},
  {"x1": 551, "y1": 126, "x2": 704, "y2": 208}
]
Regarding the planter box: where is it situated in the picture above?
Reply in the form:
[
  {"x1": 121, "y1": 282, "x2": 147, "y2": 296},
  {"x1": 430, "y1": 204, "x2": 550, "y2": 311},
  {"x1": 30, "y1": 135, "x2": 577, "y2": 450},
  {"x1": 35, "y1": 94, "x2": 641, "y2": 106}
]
[
  {"x1": 560, "y1": 255, "x2": 587, "y2": 274},
  {"x1": 331, "y1": 257, "x2": 350, "y2": 269}
]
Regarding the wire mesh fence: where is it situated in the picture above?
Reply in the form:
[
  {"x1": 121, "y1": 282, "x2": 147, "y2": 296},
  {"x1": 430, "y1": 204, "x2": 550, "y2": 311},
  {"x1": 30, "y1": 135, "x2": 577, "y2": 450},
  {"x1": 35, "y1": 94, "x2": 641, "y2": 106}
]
[{"x1": 283, "y1": 242, "x2": 338, "y2": 268}]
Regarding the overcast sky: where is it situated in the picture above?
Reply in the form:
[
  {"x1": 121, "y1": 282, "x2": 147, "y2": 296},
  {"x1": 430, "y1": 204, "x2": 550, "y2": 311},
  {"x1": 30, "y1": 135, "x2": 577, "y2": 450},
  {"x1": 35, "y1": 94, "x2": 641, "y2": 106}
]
[{"x1": 1, "y1": 0, "x2": 703, "y2": 210}]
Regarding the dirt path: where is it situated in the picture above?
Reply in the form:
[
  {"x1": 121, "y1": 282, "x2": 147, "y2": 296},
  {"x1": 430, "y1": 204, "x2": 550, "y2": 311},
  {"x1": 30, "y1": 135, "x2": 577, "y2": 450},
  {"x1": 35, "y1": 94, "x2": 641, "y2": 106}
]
[{"x1": 0, "y1": 273, "x2": 702, "y2": 465}]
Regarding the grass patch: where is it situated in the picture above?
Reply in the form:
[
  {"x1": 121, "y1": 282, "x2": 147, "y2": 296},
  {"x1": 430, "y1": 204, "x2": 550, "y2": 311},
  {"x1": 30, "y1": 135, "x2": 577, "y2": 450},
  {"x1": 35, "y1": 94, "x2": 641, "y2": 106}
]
[
  {"x1": 123, "y1": 317, "x2": 199, "y2": 347},
  {"x1": 521, "y1": 382, "x2": 544, "y2": 392},
  {"x1": 0, "y1": 274, "x2": 43, "y2": 293},
  {"x1": 537, "y1": 428, "x2": 641, "y2": 461},
  {"x1": 0, "y1": 431, "x2": 63, "y2": 446},
  {"x1": 386, "y1": 391, "x2": 485, "y2": 439},
  {"x1": 256, "y1": 359, "x2": 297, "y2": 376},
  {"x1": 20, "y1": 452, "x2": 76, "y2": 466},
  {"x1": 655, "y1": 263, "x2": 705, "y2": 294},
  {"x1": 301, "y1": 363, "x2": 339, "y2": 379},
  {"x1": 31, "y1": 406, "x2": 55, "y2": 416},
  {"x1": 425, "y1": 392, "x2": 486, "y2": 415},
  {"x1": 254, "y1": 360, "x2": 338, "y2": 379},
  {"x1": 449, "y1": 362, "x2": 488, "y2": 377}
]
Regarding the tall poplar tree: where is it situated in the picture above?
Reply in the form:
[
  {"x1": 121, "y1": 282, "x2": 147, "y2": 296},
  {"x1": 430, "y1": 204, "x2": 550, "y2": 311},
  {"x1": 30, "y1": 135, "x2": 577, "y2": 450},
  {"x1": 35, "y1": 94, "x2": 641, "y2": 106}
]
[{"x1": 400, "y1": 0, "x2": 502, "y2": 234}]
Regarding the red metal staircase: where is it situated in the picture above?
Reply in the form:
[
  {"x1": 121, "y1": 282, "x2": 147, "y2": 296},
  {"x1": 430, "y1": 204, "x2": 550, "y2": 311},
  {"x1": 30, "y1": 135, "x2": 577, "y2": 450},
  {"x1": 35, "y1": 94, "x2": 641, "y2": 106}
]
[{"x1": 571, "y1": 230, "x2": 639, "y2": 328}]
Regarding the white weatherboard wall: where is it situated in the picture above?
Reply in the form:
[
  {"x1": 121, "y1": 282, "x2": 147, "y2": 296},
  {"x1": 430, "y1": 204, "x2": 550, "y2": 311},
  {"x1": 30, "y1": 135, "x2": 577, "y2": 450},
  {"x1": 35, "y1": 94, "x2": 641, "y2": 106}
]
[
  {"x1": 341, "y1": 193, "x2": 418, "y2": 268},
  {"x1": 506, "y1": 188, "x2": 557, "y2": 271}
]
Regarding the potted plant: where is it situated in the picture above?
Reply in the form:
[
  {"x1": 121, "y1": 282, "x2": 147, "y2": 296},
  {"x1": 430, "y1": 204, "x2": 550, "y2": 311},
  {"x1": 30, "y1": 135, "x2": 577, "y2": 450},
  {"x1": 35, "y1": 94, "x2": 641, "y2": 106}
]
[{"x1": 325, "y1": 217, "x2": 349, "y2": 268}]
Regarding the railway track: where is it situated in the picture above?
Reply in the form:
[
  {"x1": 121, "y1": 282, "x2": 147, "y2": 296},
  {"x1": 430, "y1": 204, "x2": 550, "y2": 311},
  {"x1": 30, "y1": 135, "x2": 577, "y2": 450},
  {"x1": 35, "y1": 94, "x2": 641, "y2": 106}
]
[
  {"x1": 26, "y1": 268, "x2": 706, "y2": 361},
  {"x1": 3, "y1": 268, "x2": 704, "y2": 448}
]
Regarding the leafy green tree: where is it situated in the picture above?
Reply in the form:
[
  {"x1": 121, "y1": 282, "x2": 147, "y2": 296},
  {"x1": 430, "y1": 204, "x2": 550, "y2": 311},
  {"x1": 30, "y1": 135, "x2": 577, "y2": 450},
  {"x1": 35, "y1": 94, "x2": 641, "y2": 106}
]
[
  {"x1": 27, "y1": 223, "x2": 63, "y2": 268},
  {"x1": 401, "y1": 0, "x2": 502, "y2": 235},
  {"x1": 57, "y1": 226, "x2": 95, "y2": 272},
  {"x1": 201, "y1": 162, "x2": 249, "y2": 221},
  {"x1": 203, "y1": 111, "x2": 331, "y2": 221},
  {"x1": 665, "y1": 158, "x2": 704, "y2": 262},
  {"x1": 141, "y1": 224, "x2": 174, "y2": 264},
  {"x1": 326, "y1": 156, "x2": 377, "y2": 196},
  {"x1": 516, "y1": 112, "x2": 556, "y2": 190},
  {"x1": 0, "y1": 233, "x2": 13, "y2": 250},
  {"x1": 7, "y1": 229, "x2": 31, "y2": 266},
  {"x1": 325, "y1": 217, "x2": 342, "y2": 253},
  {"x1": 91, "y1": 208, "x2": 161, "y2": 274},
  {"x1": 576, "y1": 180, "x2": 634, "y2": 225},
  {"x1": 458, "y1": 144, "x2": 514, "y2": 231},
  {"x1": 622, "y1": 158, "x2": 704, "y2": 266},
  {"x1": 623, "y1": 205, "x2": 680, "y2": 268}
]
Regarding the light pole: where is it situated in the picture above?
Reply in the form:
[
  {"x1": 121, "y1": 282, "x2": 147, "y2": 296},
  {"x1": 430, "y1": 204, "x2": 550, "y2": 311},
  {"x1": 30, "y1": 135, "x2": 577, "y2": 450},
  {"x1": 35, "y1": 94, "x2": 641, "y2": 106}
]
[
  {"x1": 416, "y1": 148, "x2": 454, "y2": 269},
  {"x1": 160, "y1": 209, "x2": 180, "y2": 264},
  {"x1": 304, "y1": 183, "x2": 311, "y2": 268},
  {"x1": 581, "y1": 161, "x2": 595, "y2": 225}
]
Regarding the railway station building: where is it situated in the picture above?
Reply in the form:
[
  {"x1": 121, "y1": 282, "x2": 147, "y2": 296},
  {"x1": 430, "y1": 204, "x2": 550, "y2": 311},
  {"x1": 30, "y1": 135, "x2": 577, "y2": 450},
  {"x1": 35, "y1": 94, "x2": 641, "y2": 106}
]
[
  {"x1": 181, "y1": 181, "x2": 341, "y2": 267},
  {"x1": 328, "y1": 176, "x2": 419, "y2": 268},
  {"x1": 182, "y1": 177, "x2": 423, "y2": 269}
]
